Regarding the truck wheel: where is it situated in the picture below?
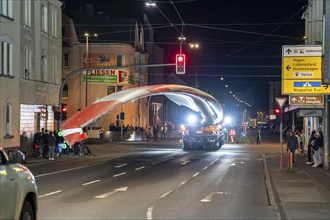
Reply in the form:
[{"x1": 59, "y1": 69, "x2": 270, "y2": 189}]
[{"x1": 20, "y1": 201, "x2": 35, "y2": 220}]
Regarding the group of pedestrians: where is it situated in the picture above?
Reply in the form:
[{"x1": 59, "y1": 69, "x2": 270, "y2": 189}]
[{"x1": 26, "y1": 128, "x2": 67, "y2": 160}]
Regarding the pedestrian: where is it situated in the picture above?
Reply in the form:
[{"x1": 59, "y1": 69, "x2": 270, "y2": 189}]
[
  {"x1": 306, "y1": 130, "x2": 316, "y2": 165},
  {"x1": 42, "y1": 130, "x2": 49, "y2": 159},
  {"x1": 20, "y1": 131, "x2": 29, "y2": 157},
  {"x1": 229, "y1": 128, "x2": 236, "y2": 143},
  {"x1": 153, "y1": 125, "x2": 159, "y2": 142},
  {"x1": 312, "y1": 132, "x2": 323, "y2": 168},
  {"x1": 56, "y1": 130, "x2": 64, "y2": 157},
  {"x1": 295, "y1": 131, "x2": 302, "y2": 153},
  {"x1": 99, "y1": 127, "x2": 104, "y2": 143},
  {"x1": 286, "y1": 131, "x2": 299, "y2": 164},
  {"x1": 48, "y1": 131, "x2": 56, "y2": 160},
  {"x1": 256, "y1": 129, "x2": 261, "y2": 144}
]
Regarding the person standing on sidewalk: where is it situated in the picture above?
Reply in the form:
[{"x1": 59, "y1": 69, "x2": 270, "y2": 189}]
[
  {"x1": 312, "y1": 132, "x2": 323, "y2": 168},
  {"x1": 256, "y1": 129, "x2": 261, "y2": 144},
  {"x1": 20, "y1": 131, "x2": 29, "y2": 158},
  {"x1": 287, "y1": 131, "x2": 298, "y2": 163},
  {"x1": 42, "y1": 130, "x2": 49, "y2": 159},
  {"x1": 48, "y1": 131, "x2": 56, "y2": 160},
  {"x1": 306, "y1": 130, "x2": 316, "y2": 165}
]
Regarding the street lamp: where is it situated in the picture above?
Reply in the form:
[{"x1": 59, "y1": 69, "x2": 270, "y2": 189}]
[{"x1": 84, "y1": 33, "x2": 97, "y2": 107}]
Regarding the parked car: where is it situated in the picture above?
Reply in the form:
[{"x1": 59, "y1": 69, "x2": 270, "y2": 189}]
[{"x1": 0, "y1": 147, "x2": 38, "y2": 220}]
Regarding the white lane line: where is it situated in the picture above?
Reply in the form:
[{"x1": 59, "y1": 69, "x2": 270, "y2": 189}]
[
  {"x1": 159, "y1": 190, "x2": 172, "y2": 199},
  {"x1": 210, "y1": 158, "x2": 220, "y2": 165},
  {"x1": 35, "y1": 163, "x2": 104, "y2": 178},
  {"x1": 115, "y1": 163, "x2": 127, "y2": 168},
  {"x1": 82, "y1": 180, "x2": 100, "y2": 186},
  {"x1": 147, "y1": 207, "x2": 153, "y2": 220},
  {"x1": 203, "y1": 166, "x2": 208, "y2": 170},
  {"x1": 135, "y1": 166, "x2": 145, "y2": 170},
  {"x1": 38, "y1": 190, "x2": 62, "y2": 198},
  {"x1": 192, "y1": 172, "x2": 199, "y2": 177},
  {"x1": 113, "y1": 172, "x2": 127, "y2": 177}
]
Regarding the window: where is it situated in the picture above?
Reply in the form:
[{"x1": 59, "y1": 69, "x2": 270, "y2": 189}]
[
  {"x1": 24, "y1": 0, "x2": 32, "y2": 26},
  {"x1": 51, "y1": 8, "x2": 57, "y2": 37},
  {"x1": 51, "y1": 56, "x2": 56, "y2": 83},
  {"x1": 0, "y1": 0, "x2": 13, "y2": 18},
  {"x1": 41, "y1": 4, "x2": 48, "y2": 33},
  {"x1": 24, "y1": 48, "x2": 32, "y2": 79},
  {"x1": 63, "y1": 84, "x2": 68, "y2": 98},
  {"x1": 41, "y1": 56, "x2": 47, "y2": 81},
  {"x1": 63, "y1": 52, "x2": 69, "y2": 68},
  {"x1": 5, "y1": 102, "x2": 12, "y2": 136},
  {"x1": 0, "y1": 39, "x2": 13, "y2": 76},
  {"x1": 117, "y1": 54, "x2": 124, "y2": 66}
]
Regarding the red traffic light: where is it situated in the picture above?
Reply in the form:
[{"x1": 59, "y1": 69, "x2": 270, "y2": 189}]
[
  {"x1": 274, "y1": 107, "x2": 281, "y2": 115},
  {"x1": 176, "y1": 54, "x2": 185, "y2": 74},
  {"x1": 62, "y1": 107, "x2": 67, "y2": 112}
]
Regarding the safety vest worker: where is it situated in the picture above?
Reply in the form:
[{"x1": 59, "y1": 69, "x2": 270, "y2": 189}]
[{"x1": 229, "y1": 128, "x2": 236, "y2": 143}]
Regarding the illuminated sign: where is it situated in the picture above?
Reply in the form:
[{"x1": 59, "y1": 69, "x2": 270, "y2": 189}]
[{"x1": 282, "y1": 45, "x2": 330, "y2": 95}]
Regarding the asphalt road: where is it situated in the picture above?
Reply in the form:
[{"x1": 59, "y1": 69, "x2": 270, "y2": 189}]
[{"x1": 27, "y1": 134, "x2": 281, "y2": 219}]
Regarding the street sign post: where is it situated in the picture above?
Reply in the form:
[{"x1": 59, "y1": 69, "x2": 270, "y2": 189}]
[{"x1": 282, "y1": 45, "x2": 330, "y2": 95}]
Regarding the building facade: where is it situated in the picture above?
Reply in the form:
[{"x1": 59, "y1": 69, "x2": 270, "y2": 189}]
[
  {"x1": 0, "y1": 0, "x2": 62, "y2": 148},
  {"x1": 62, "y1": 12, "x2": 150, "y2": 132}
]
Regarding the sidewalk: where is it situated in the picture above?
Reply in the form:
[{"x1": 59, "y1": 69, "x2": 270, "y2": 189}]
[{"x1": 266, "y1": 152, "x2": 330, "y2": 220}]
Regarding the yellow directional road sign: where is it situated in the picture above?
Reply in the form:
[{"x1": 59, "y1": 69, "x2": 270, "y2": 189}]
[
  {"x1": 283, "y1": 80, "x2": 330, "y2": 94},
  {"x1": 282, "y1": 56, "x2": 322, "y2": 79},
  {"x1": 282, "y1": 45, "x2": 329, "y2": 95}
]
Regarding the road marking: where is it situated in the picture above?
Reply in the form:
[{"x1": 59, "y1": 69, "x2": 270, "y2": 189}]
[
  {"x1": 192, "y1": 172, "x2": 199, "y2": 177},
  {"x1": 203, "y1": 166, "x2": 208, "y2": 170},
  {"x1": 230, "y1": 161, "x2": 245, "y2": 166},
  {"x1": 160, "y1": 190, "x2": 172, "y2": 198},
  {"x1": 210, "y1": 158, "x2": 219, "y2": 165},
  {"x1": 135, "y1": 166, "x2": 145, "y2": 170},
  {"x1": 82, "y1": 180, "x2": 100, "y2": 186},
  {"x1": 115, "y1": 163, "x2": 127, "y2": 168},
  {"x1": 35, "y1": 162, "x2": 105, "y2": 178},
  {"x1": 38, "y1": 190, "x2": 62, "y2": 198},
  {"x1": 147, "y1": 207, "x2": 153, "y2": 220},
  {"x1": 94, "y1": 187, "x2": 128, "y2": 199},
  {"x1": 113, "y1": 172, "x2": 127, "y2": 177},
  {"x1": 200, "y1": 191, "x2": 230, "y2": 202},
  {"x1": 180, "y1": 160, "x2": 191, "y2": 165}
]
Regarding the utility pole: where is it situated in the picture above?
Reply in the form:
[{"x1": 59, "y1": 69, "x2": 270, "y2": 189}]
[{"x1": 323, "y1": 0, "x2": 330, "y2": 171}]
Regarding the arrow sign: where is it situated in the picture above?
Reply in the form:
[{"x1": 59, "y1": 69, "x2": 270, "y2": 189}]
[
  {"x1": 323, "y1": 84, "x2": 329, "y2": 89},
  {"x1": 94, "y1": 187, "x2": 128, "y2": 199},
  {"x1": 285, "y1": 48, "x2": 292, "y2": 54},
  {"x1": 286, "y1": 65, "x2": 292, "y2": 71},
  {"x1": 200, "y1": 191, "x2": 230, "y2": 202}
]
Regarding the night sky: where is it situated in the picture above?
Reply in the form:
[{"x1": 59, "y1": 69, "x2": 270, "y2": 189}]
[{"x1": 63, "y1": 0, "x2": 308, "y2": 113}]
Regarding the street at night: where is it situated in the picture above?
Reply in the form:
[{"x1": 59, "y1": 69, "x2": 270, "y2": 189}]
[{"x1": 24, "y1": 133, "x2": 329, "y2": 220}]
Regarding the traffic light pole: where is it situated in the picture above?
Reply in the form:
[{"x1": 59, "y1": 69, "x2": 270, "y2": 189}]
[{"x1": 279, "y1": 111, "x2": 283, "y2": 170}]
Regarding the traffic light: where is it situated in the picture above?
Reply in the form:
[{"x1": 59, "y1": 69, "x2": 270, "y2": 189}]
[
  {"x1": 274, "y1": 107, "x2": 281, "y2": 116},
  {"x1": 176, "y1": 54, "x2": 185, "y2": 74},
  {"x1": 61, "y1": 105, "x2": 68, "y2": 120},
  {"x1": 54, "y1": 110, "x2": 61, "y2": 120}
]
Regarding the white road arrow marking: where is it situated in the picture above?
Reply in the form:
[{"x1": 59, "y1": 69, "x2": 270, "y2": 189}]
[
  {"x1": 94, "y1": 187, "x2": 128, "y2": 199},
  {"x1": 200, "y1": 191, "x2": 230, "y2": 202},
  {"x1": 180, "y1": 160, "x2": 191, "y2": 165},
  {"x1": 230, "y1": 161, "x2": 245, "y2": 166},
  {"x1": 147, "y1": 207, "x2": 153, "y2": 220}
]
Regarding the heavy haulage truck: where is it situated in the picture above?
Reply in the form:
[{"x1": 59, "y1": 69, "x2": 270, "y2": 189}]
[{"x1": 181, "y1": 124, "x2": 225, "y2": 151}]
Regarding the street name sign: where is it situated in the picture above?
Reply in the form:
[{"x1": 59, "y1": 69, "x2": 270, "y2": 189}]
[
  {"x1": 289, "y1": 95, "x2": 324, "y2": 105},
  {"x1": 282, "y1": 45, "x2": 330, "y2": 94}
]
